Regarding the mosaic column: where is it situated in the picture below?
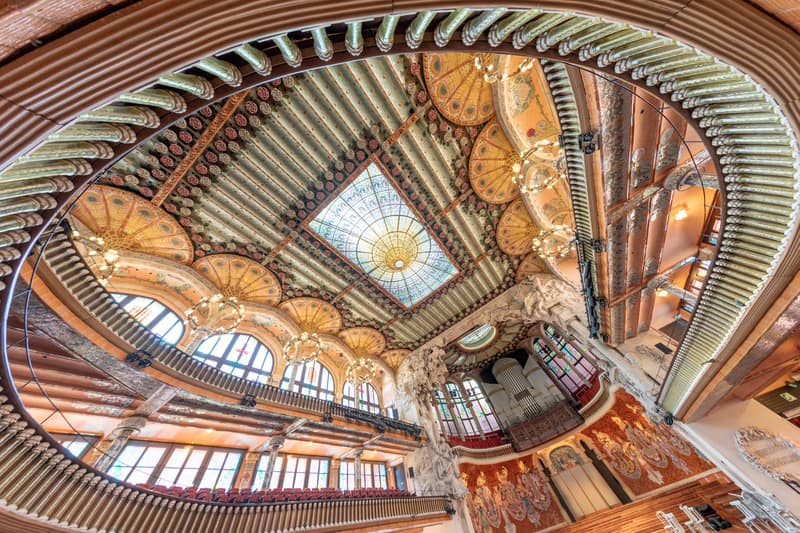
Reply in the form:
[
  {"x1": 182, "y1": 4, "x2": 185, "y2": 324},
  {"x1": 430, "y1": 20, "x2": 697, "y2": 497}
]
[
  {"x1": 353, "y1": 447, "x2": 364, "y2": 490},
  {"x1": 264, "y1": 436, "x2": 285, "y2": 482},
  {"x1": 92, "y1": 416, "x2": 148, "y2": 472}
]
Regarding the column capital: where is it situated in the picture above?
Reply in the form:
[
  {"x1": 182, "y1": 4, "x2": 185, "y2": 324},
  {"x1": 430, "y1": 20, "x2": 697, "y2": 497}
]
[{"x1": 267, "y1": 435, "x2": 286, "y2": 451}]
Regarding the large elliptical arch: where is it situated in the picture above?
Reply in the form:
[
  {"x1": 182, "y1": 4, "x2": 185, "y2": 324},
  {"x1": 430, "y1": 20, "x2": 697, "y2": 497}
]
[{"x1": 0, "y1": 3, "x2": 797, "y2": 531}]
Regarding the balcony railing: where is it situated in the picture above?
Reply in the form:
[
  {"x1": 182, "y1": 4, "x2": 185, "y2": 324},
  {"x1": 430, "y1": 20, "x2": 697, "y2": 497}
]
[
  {"x1": 40, "y1": 231, "x2": 421, "y2": 440},
  {"x1": 448, "y1": 430, "x2": 506, "y2": 449},
  {"x1": 0, "y1": 413, "x2": 451, "y2": 532},
  {"x1": 507, "y1": 400, "x2": 584, "y2": 452}
]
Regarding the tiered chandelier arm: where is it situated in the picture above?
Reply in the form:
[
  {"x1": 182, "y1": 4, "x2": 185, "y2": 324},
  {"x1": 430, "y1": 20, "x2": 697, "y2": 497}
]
[
  {"x1": 510, "y1": 139, "x2": 566, "y2": 195},
  {"x1": 345, "y1": 356, "x2": 377, "y2": 387},
  {"x1": 69, "y1": 229, "x2": 120, "y2": 286},
  {"x1": 531, "y1": 224, "x2": 575, "y2": 259},
  {"x1": 184, "y1": 293, "x2": 245, "y2": 338},
  {"x1": 282, "y1": 331, "x2": 324, "y2": 365}
]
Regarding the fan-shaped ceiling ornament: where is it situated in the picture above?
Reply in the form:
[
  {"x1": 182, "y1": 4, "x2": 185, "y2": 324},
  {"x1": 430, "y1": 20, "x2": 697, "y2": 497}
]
[
  {"x1": 516, "y1": 253, "x2": 548, "y2": 282},
  {"x1": 423, "y1": 52, "x2": 496, "y2": 126},
  {"x1": 497, "y1": 198, "x2": 538, "y2": 256},
  {"x1": 278, "y1": 297, "x2": 343, "y2": 334},
  {"x1": 193, "y1": 254, "x2": 281, "y2": 306},
  {"x1": 338, "y1": 327, "x2": 386, "y2": 358},
  {"x1": 381, "y1": 349, "x2": 410, "y2": 371},
  {"x1": 69, "y1": 184, "x2": 192, "y2": 264},
  {"x1": 469, "y1": 120, "x2": 520, "y2": 204}
]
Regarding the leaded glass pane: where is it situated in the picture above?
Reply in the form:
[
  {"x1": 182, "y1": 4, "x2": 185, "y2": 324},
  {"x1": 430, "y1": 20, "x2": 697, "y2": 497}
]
[{"x1": 309, "y1": 163, "x2": 458, "y2": 307}]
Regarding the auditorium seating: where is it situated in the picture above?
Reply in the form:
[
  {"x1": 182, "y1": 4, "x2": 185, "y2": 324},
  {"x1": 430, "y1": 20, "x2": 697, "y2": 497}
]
[{"x1": 135, "y1": 484, "x2": 413, "y2": 503}]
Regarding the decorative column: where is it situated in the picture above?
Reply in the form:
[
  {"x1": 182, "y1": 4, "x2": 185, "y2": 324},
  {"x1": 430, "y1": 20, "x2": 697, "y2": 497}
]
[
  {"x1": 237, "y1": 451, "x2": 262, "y2": 489},
  {"x1": 443, "y1": 388, "x2": 466, "y2": 438},
  {"x1": 458, "y1": 381, "x2": 485, "y2": 438},
  {"x1": 573, "y1": 442, "x2": 622, "y2": 509},
  {"x1": 92, "y1": 416, "x2": 147, "y2": 472},
  {"x1": 260, "y1": 435, "x2": 285, "y2": 488},
  {"x1": 330, "y1": 458, "x2": 341, "y2": 489},
  {"x1": 353, "y1": 448, "x2": 364, "y2": 490}
]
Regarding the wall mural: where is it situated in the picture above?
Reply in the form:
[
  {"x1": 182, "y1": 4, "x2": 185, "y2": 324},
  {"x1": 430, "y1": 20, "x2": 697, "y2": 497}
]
[
  {"x1": 460, "y1": 389, "x2": 714, "y2": 532},
  {"x1": 460, "y1": 458, "x2": 566, "y2": 533},
  {"x1": 582, "y1": 389, "x2": 713, "y2": 495}
]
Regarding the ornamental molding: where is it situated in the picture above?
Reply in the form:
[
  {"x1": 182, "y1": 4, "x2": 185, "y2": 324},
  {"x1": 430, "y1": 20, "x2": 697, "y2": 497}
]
[{"x1": 734, "y1": 426, "x2": 800, "y2": 482}]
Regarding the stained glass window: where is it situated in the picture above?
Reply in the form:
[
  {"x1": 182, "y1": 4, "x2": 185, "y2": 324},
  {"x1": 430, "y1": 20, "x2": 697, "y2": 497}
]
[
  {"x1": 446, "y1": 382, "x2": 478, "y2": 435},
  {"x1": 309, "y1": 162, "x2": 458, "y2": 307},
  {"x1": 342, "y1": 381, "x2": 381, "y2": 414},
  {"x1": 534, "y1": 324, "x2": 597, "y2": 397},
  {"x1": 112, "y1": 293, "x2": 184, "y2": 344},
  {"x1": 458, "y1": 324, "x2": 497, "y2": 350},
  {"x1": 435, "y1": 389, "x2": 457, "y2": 436},
  {"x1": 280, "y1": 360, "x2": 335, "y2": 402},
  {"x1": 463, "y1": 379, "x2": 501, "y2": 433},
  {"x1": 193, "y1": 333, "x2": 275, "y2": 384}
]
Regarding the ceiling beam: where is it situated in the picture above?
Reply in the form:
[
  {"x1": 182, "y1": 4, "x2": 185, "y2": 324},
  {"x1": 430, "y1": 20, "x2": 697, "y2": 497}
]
[{"x1": 150, "y1": 91, "x2": 247, "y2": 206}]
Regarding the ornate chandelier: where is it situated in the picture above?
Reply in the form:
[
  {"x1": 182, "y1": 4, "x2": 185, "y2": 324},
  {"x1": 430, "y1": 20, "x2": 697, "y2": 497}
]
[
  {"x1": 69, "y1": 229, "x2": 120, "y2": 286},
  {"x1": 510, "y1": 139, "x2": 566, "y2": 194},
  {"x1": 473, "y1": 53, "x2": 535, "y2": 84},
  {"x1": 283, "y1": 331, "x2": 324, "y2": 365},
  {"x1": 531, "y1": 225, "x2": 575, "y2": 259},
  {"x1": 184, "y1": 293, "x2": 245, "y2": 337},
  {"x1": 345, "y1": 356, "x2": 377, "y2": 386}
]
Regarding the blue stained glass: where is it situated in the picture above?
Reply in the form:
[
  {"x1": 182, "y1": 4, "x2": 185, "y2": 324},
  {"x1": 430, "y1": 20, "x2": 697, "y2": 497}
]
[{"x1": 309, "y1": 163, "x2": 458, "y2": 307}]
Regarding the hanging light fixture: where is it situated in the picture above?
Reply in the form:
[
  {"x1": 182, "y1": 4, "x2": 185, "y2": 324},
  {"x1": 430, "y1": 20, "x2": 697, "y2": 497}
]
[
  {"x1": 531, "y1": 225, "x2": 575, "y2": 259},
  {"x1": 345, "y1": 356, "x2": 377, "y2": 387},
  {"x1": 283, "y1": 331, "x2": 324, "y2": 365},
  {"x1": 184, "y1": 293, "x2": 245, "y2": 338},
  {"x1": 510, "y1": 139, "x2": 566, "y2": 194},
  {"x1": 69, "y1": 229, "x2": 121, "y2": 286},
  {"x1": 473, "y1": 53, "x2": 535, "y2": 84}
]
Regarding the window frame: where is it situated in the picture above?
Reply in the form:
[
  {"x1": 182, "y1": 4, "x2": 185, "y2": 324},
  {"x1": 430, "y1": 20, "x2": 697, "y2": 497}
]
[
  {"x1": 111, "y1": 292, "x2": 185, "y2": 345},
  {"x1": 339, "y1": 459, "x2": 387, "y2": 490},
  {"x1": 462, "y1": 378, "x2": 501, "y2": 433},
  {"x1": 434, "y1": 388, "x2": 458, "y2": 436},
  {"x1": 534, "y1": 324, "x2": 597, "y2": 396},
  {"x1": 192, "y1": 332, "x2": 275, "y2": 384},
  {"x1": 342, "y1": 381, "x2": 381, "y2": 414},
  {"x1": 280, "y1": 360, "x2": 335, "y2": 402},
  {"x1": 51, "y1": 432, "x2": 99, "y2": 460},
  {"x1": 446, "y1": 382, "x2": 478, "y2": 436},
  {"x1": 106, "y1": 440, "x2": 244, "y2": 489},
  {"x1": 252, "y1": 453, "x2": 330, "y2": 490}
]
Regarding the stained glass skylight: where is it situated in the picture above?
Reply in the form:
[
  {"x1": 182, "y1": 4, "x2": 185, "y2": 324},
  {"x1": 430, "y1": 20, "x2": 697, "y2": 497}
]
[{"x1": 309, "y1": 162, "x2": 458, "y2": 307}]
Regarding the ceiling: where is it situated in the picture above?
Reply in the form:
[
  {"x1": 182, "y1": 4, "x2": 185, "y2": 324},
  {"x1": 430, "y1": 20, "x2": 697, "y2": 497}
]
[{"x1": 69, "y1": 52, "x2": 559, "y2": 372}]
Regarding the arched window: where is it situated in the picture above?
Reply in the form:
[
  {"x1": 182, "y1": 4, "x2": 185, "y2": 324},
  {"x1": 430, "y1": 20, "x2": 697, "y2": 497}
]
[
  {"x1": 446, "y1": 382, "x2": 478, "y2": 435},
  {"x1": 280, "y1": 360, "x2": 335, "y2": 402},
  {"x1": 342, "y1": 381, "x2": 380, "y2": 414},
  {"x1": 112, "y1": 293, "x2": 184, "y2": 345},
  {"x1": 434, "y1": 389, "x2": 457, "y2": 435},
  {"x1": 193, "y1": 333, "x2": 275, "y2": 384},
  {"x1": 533, "y1": 324, "x2": 596, "y2": 394},
  {"x1": 463, "y1": 378, "x2": 501, "y2": 433}
]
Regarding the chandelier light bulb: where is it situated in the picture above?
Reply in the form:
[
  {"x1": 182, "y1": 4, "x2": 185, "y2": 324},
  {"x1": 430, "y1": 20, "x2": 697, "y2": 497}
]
[
  {"x1": 184, "y1": 293, "x2": 245, "y2": 339},
  {"x1": 69, "y1": 227, "x2": 120, "y2": 286}
]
